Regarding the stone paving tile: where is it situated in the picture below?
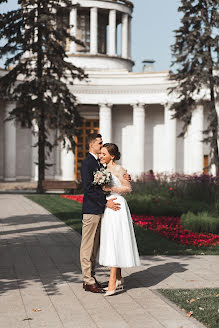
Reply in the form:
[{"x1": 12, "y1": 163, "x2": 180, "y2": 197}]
[
  {"x1": 69, "y1": 283, "x2": 130, "y2": 327},
  {"x1": 18, "y1": 285, "x2": 64, "y2": 328},
  {"x1": 162, "y1": 321, "x2": 202, "y2": 328},
  {"x1": 0, "y1": 286, "x2": 30, "y2": 327},
  {"x1": 105, "y1": 291, "x2": 164, "y2": 328},
  {"x1": 41, "y1": 282, "x2": 98, "y2": 328},
  {"x1": 0, "y1": 195, "x2": 217, "y2": 328}
]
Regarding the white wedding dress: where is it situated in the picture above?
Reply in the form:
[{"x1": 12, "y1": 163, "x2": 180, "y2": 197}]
[{"x1": 99, "y1": 165, "x2": 141, "y2": 268}]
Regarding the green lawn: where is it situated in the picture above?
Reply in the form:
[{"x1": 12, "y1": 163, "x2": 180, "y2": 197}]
[
  {"x1": 26, "y1": 195, "x2": 219, "y2": 255},
  {"x1": 159, "y1": 288, "x2": 219, "y2": 328}
]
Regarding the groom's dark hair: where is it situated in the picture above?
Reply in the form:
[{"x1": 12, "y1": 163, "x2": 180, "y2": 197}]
[{"x1": 87, "y1": 133, "x2": 102, "y2": 146}]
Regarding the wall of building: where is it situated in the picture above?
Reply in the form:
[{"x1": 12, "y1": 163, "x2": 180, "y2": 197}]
[{"x1": 1, "y1": 101, "x2": 214, "y2": 181}]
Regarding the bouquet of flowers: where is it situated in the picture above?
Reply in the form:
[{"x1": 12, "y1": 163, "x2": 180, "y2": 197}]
[{"x1": 93, "y1": 167, "x2": 112, "y2": 186}]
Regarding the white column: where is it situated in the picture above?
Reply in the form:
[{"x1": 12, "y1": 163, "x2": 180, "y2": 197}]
[
  {"x1": 54, "y1": 130, "x2": 62, "y2": 179},
  {"x1": 184, "y1": 105, "x2": 204, "y2": 174},
  {"x1": 31, "y1": 120, "x2": 38, "y2": 181},
  {"x1": 4, "y1": 102, "x2": 16, "y2": 181},
  {"x1": 133, "y1": 104, "x2": 145, "y2": 176},
  {"x1": 90, "y1": 7, "x2": 98, "y2": 54},
  {"x1": 99, "y1": 104, "x2": 112, "y2": 143},
  {"x1": 69, "y1": 8, "x2": 77, "y2": 54},
  {"x1": 165, "y1": 104, "x2": 176, "y2": 173},
  {"x1": 108, "y1": 9, "x2": 116, "y2": 56},
  {"x1": 128, "y1": 16, "x2": 132, "y2": 58},
  {"x1": 122, "y1": 13, "x2": 129, "y2": 58},
  {"x1": 60, "y1": 139, "x2": 74, "y2": 180}
]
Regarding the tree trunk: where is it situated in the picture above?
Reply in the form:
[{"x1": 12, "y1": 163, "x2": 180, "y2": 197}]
[
  {"x1": 37, "y1": 112, "x2": 45, "y2": 193},
  {"x1": 36, "y1": 0, "x2": 45, "y2": 193}
]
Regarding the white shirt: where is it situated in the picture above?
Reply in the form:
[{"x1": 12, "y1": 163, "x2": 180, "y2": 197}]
[{"x1": 89, "y1": 152, "x2": 106, "y2": 168}]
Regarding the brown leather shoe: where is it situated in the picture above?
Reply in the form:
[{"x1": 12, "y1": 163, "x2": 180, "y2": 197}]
[
  {"x1": 93, "y1": 277, "x2": 103, "y2": 288},
  {"x1": 83, "y1": 283, "x2": 104, "y2": 293},
  {"x1": 83, "y1": 278, "x2": 103, "y2": 289}
]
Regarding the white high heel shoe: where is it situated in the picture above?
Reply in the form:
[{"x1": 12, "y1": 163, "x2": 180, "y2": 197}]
[
  {"x1": 104, "y1": 289, "x2": 117, "y2": 296},
  {"x1": 104, "y1": 278, "x2": 125, "y2": 296},
  {"x1": 116, "y1": 277, "x2": 124, "y2": 289},
  {"x1": 104, "y1": 278, "x2": 125, "y2": 291}
]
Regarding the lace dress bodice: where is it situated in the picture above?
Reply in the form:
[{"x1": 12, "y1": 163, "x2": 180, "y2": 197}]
[
  {"x1": 109, "y1": 174, "x2": 122, "y2": 196},
  {"x1": 106, "y1": 165, "x2": 131, "y2": 197},
  {"x1": 111, "y1": 174, "x2": 122, "y2": 187}
]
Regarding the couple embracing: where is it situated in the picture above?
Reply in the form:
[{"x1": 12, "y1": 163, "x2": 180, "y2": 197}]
[{"x1": 80, "y1": 133, "x2": 140, "y2": 296}]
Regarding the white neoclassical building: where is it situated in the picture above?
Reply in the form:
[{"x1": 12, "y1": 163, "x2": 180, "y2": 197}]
[{"x1": 0, "y1": 0, "x2": 215, "y2": 182}]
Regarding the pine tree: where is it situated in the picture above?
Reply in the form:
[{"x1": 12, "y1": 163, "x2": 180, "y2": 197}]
[
  {"x1": 169, "y1": 0, "x2": 219, "y2": 174},
  {"x1": 0, "y1": 0, "x2": 86, "y2": 192}
]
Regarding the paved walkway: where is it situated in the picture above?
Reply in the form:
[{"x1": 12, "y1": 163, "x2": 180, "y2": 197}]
[{"x1": 0, "y1": 195, "x2": 218, "y2": 328}]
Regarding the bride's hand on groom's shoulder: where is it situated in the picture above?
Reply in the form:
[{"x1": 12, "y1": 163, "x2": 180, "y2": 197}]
[{"x1": 124, "y1": 173, "x2": 131, "y2": 182}]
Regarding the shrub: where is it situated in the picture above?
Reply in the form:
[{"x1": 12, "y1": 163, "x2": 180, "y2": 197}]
[
  {"x1": 126, "y1": 194, "x2": 210, "y2": 217},
  {"x1": 134, "y1": 173, "x2": 219, "y2": 204},
  {"x1": 181, "y1": 211, "x2": 219, "y2": 234},
  {"x1": 128, "y1": 173, "x2": 219, "y2": 217}
]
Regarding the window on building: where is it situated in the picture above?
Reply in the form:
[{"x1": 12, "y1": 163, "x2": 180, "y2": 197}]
[
  {"x1": 77, "y1": 10, "x2": 90, "y2": 52},
  {"x1": 56, "y1": 8, "x2": 70, "y2": 52},
  {"x1": 98, "y1": 14, "x2": 107, "y2": 54}
]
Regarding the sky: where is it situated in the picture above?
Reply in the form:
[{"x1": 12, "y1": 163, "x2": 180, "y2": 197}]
[
  {"x1": 132, "y1": 0, "x2": 181, "y2": 72},
  {"x1": 0, "y1": 0, "x2": 182, "y2": 72}
]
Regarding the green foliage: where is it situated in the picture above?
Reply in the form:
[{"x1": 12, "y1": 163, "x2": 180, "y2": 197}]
[
  {"x1": 127, "y1": 174, "x2": 219, "y2": 216},
  {"x1": 0, "y1": 0, "x2": 86, "y2": 192},
  {"x1": 181, "y1": 211, "x2": 219, "y2": 234},
  {"x1": 127, "y1": 194, "x2": 209, "y2": 217},
  {"x1": 169, "y1": 0, "x2": 219, "y2": 171},
  {"x1": 159, "y1": 288, "x2": 219, "y2": 328}
]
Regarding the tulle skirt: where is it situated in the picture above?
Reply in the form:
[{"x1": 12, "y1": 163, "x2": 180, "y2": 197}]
[{"x1": 98, "y1": 193, "x2": 141, "y2": 268}]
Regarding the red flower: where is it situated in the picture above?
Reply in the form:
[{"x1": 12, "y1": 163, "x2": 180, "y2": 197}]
[
  {"x1": 61, "y1": 194, "x2": 84, "y2": 204},
  {"x1": 131, "y1": 214, "x2": 219, "y2": 248}
]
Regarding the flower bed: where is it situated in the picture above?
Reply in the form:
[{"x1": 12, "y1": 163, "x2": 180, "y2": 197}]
[
  {"x1": 61, "y1": 195, "x2": 219, "y2": 247},
  {"x1": 61, "y1": 194, "x2": 84, "y2": 203},
  {"x1": 132, "y1": 215, "x2": 219, "y2": 247}
]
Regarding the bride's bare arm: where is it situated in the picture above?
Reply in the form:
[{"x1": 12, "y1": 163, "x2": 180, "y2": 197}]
[{"x1": 111, "y1": 166, "x2": 132, "y2": 194}]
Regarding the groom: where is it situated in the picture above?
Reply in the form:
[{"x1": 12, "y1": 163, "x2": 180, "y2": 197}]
[{"x1": 80, "y1": 133, "x2": 121, "y2": 293}]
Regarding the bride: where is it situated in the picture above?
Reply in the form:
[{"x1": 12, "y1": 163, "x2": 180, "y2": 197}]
[{"x1": 98, "y1": 143, "x2": 141, "y2": 296}]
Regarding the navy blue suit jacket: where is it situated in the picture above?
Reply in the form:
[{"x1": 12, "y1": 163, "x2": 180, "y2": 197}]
[{"x1": 81, "y1": 153, "x2": 107, "y2": 214}]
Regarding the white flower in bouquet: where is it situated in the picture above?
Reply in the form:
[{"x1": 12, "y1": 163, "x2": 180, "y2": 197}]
[{"x1": 93, "y1": 167, "x2": 112, "y2": 186}]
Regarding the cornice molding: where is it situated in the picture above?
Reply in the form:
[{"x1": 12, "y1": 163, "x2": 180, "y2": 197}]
[{"x1": 70, "y1": 85, "x2": 167, "y2": 95}]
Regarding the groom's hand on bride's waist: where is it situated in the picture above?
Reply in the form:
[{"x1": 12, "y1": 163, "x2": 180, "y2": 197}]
[{"x1": 106, "y1": 198, "x2": 121, "y2": 211}]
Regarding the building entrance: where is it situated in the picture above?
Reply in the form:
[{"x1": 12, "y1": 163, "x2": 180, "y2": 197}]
[{"x1": 75, "y1": 119, "x2": 99, "y2": 180}]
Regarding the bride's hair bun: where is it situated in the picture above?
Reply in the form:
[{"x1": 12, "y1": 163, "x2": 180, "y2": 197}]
[{"x1": 103, "y1": 143, "x2": 121, "y2": 161}]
